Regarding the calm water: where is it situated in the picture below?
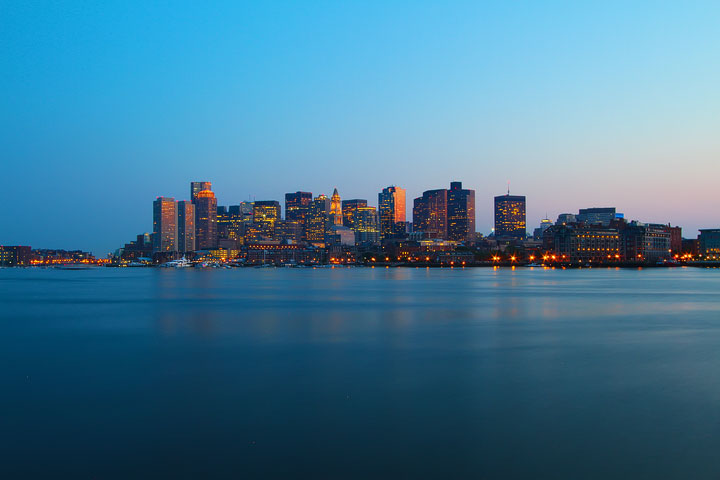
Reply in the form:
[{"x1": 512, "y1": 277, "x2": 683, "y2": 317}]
[{"x1": 1, "y1": 267, "x2": 720, "y2": 479}]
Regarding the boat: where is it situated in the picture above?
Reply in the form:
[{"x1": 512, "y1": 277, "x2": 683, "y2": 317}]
[{"x1": 160, "y1": 257, "x2": 192, "y2": 268}]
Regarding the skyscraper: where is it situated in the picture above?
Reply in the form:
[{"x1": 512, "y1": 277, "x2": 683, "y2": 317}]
[
  {"x1": 494, "y1": 193, "x2": 526, "y2": 239},
  {"x1": 330, "y1": 188, "x2": 343, "y2": 226},
  {"x1": 285, "y1": 191, "x2": 313, "y2": 222},
  {"x1": 378, "y1": 186, "x2": 406, "y2": 239},
  {"x1": 152, "y1": 197, "x2": 177, "y2": 253},
  {"x1": 177, "y1": 200, "x2": 195, "y2": 253},
  {"x1": 194, "y1": 189, "x2": 218, "y2": 249},
  {"x1": 413, "y1": 189, "x2": 448, "y2": 239},
  {"x1": 342, "y1": 199, "x2": 368, "y2": 229},
  {"x1": 354, "y1": 206, "x2": 380, "y2": 244},
  {"x1": 306, "y1": 194, "x2": 331, "y2": 245},
  {"x1": 191, "y1": 181, "x2": 212, "y2": 201},
  {"x1": 447, "y1": 181, "x2": 475, "y2": 242},
  {"x1": 253, "y1": 201, "x2": 281, "y2": 238}
]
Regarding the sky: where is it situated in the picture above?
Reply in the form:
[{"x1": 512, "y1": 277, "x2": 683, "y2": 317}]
[{"x1": 2, "y1": 0, "x2": 719, "y2": 255}]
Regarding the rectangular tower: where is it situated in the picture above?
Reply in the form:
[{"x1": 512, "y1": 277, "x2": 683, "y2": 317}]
[
  {"x1": 494, "y1": 194, "x2": 526, "y2": 239},
  {"x1": 153, "y1": 197, "x2": 177, "y2": 253},
  {"x1": 177, "y1": 200, "x2": 195, "y2": 253}
]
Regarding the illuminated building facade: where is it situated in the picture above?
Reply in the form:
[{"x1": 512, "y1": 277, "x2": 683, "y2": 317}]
[
  {"x1": 378, "y1": 186, "x2": 406, "y2": 239},
  {"x1": 330, "y1": 188, "x2": 343, "y2": 226},
  {"x1": 447, "y1": 181, "x2": 475, "y2": 242},
  {"x1": 177, "y1": 200, "x2": 195, "y2": 253},
  {"x1": 413, "y1": 189, "x2": 447, "y2": 239},
  {"x1": 353, "y1": 206, "x2": 380, "y2": 244},
  {"x1": 285, "y1": 191, "x2": 312, "y2": 222},
  {"x1": 546, "y1": 224, "x2": 620, "y2": 262},
  {"x1": 152, "y1": 197, "x2": 177, "y2": 253},
  {"x1": 620, "y1": 222, "x2": 672, "y2": 262},
  {"x1": 253, "y1": 201, "x2": 281, "y2": 238},
  {"x1": 191, "y1": 181, "x2": 212, "y2": 201},
  {"x1": 305, "y1": 194, "x2": 331, "y2": 245},
  {"x1": 194, "y1": 189, "x2": 218, "y2": 249},
  {"x1": 0, "y1": 246, "x2": 32, "y2": 266},
  {"x1": 699, "y1": 229, "x2": 720, "y2": 259},
  {"x1": 342, "y1": 199, "x2": 368, "y2": 229},
  {"x1": 494, "y1": 194, "x2": 526, "y2": 239}
]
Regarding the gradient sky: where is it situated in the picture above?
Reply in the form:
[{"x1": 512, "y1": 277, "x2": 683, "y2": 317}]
[{"x1": 2, "y1": 1, "x2": 719, "y2": 255}]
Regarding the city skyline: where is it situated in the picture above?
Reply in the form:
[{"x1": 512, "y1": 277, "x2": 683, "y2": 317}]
[{"x1": 2, "y1": 2, "x2": 720, "y2": 254}]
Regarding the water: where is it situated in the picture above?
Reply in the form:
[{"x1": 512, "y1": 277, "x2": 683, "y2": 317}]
[{"x1": 1, "y1": 267, "x2": 720, "y2": 479}]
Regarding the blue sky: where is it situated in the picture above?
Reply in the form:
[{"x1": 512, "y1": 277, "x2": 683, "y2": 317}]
[{"x1": 2, "y1": 1, "x2": 719, "y2": 254}]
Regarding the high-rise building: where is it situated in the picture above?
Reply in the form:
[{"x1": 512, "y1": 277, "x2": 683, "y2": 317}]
[
  {"x1": 378, "y1": 186, "x2": 406, "y2": 239},
  {"x1": 153, "y1": 197, "x2": 177, "y2": 253},
  {"x1": 253, "y1": 201, "x2": 281, "y2": 238},
  {"x1": 556, "y1": 213, "x2": 576, "y2": 225},
  {"x1": 342, "y1": 199, "x2": 368, "y2": 229},
  {"x1": 447, "y1": 181, "x2": 475, "y2": 242},
  {"x1": 306, "y1": 194, "x2": 331, "y2": 245},
  {"x1": 194, "y1": 189, "x2": 218, "y2": 249},
  {"x1": 330, "y1": 188, "x2": 343, "y2": 226},
  {"x1": 413, "y1": 189, "x2": 448, "y2": 239},
  {"x1": 577, "y1": 207, "x2": 617, "y2": 226},
  {"x1": 191, "y1": 181, "x2": 212, "y2": 201},
  {"x1": 354, "y1": 206, "x2": 380, "y2": 244},
  {"x1": 494, "y1": 194, "x2": 526, "y2": 239},
  {"x1": 285, "y1": 192, "x2": 313, "y2": 222},
  {"x1": 177, "y1": 200, "x2": 195, "y2": 253}
]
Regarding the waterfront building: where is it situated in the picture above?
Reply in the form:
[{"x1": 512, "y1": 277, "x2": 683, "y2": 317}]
[
  {"x1": 621, "y1": 222, "x2": 672, "y2": 262},
  {"x1": 342, "y1": 199, "x2": 368, "y2": 229},
  {"x1": 447, "y1": 181, "x2": 475, "y2": 242},
  {"x1": 253, "y1": 201, "x2": 281, "y2": 238},
  {"x1": 152, "y1": 197, "x2": 177, "y2": 253},
  {"x1": 191, "y1": 181, "x2": 212, "y2": 201},
  {"x1": 378, "y1": 186, "x2": 406, "y2": 239},
  {"x1": 577, "y1": 207, "x2": 617, "y2": 226},
  {"x1": 494, "y1": 193, "x2": 526, "y2": 239},
  {"x1": 0, "y1": 245, "x2": 32, "y2": 266},
  {"x1": 354, "y1": 206, "x2": 380, "y2": 244},
  {"x1": 275, "y1": 220, "x2": 303, "y2": 243},
  {"x1": 285, "y1": 191, "x2": 313, "y2": 223},
  {"x1": 306, "y1": 194, "x2": 331, "y2": 246},
  {"x1": 177, "y1": 201, "x2": 195, "y2": 253},
  {"x1": 413, "y1": 189, "x2": 448, "y2": 239},
  {"x1": 194, "y1": 189, "x2": 218, "y2": 249},
  {"x1": 699, "y1": 229, "x2": 720, "y2": 259},
  {"x1": 330, "y1": 188, "x2": 343, "y2": 226},
  {"x1": 545, "y1": 224, "x2": 620, "y2": 262}
]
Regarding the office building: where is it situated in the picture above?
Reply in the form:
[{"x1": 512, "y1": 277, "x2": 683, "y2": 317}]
[
  {"x1": 152, "y1": 197, "x2": 177, "y2": 253},
  {"x1": 447, "y1": 181, "x2": 475, "y2": 242},
  {"x1": 354, "y1": 206, "x2": 380, "y2": 244},
  {"x1": 556, "y1": 213, "x2": 576, "y2": 225},
  {"x1": 378, "y1": 186, "x2": 406, "y2": 239},
  {"x1": 577, "y1": 207, "x2": 617, "y2": 226},
  {"x1": 285, "y1": 191, "x2": 313, "y2": 222},
  {"x1": 177, "y1": 200, "x2": 195, "y2": 253},
  {"x1": 342, "y1": 199, "x2": 368, "y2": 229},
  {"x1": 253, "y1": 201, "x2": 281, "y2": 238},
  {"x1": 494, "y1": 194, "x2": 526, "y2": 239},
  {"x1": 413, "y1": 189, "x2": 448, "y2": 239},
  {"x1": 194, "y1": 189, "x2": 218, "y2": 249},
  {"x1": 0, "y1": 246, "x2": 32, "y2": 266},
  {"x1": 306, "y1": 194, "x2": 331, "y2": 245},
  {"x1": 191, "y1": 181, "x2": 212, "y2": 201},
  {"x1": 699, "y1": 229, "x2": 720, "y2": 259}
]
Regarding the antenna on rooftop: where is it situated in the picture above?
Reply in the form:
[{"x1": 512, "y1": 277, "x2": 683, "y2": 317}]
[{"x1": 507, "y1": 181, "x2": 510, "y2": 195}]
